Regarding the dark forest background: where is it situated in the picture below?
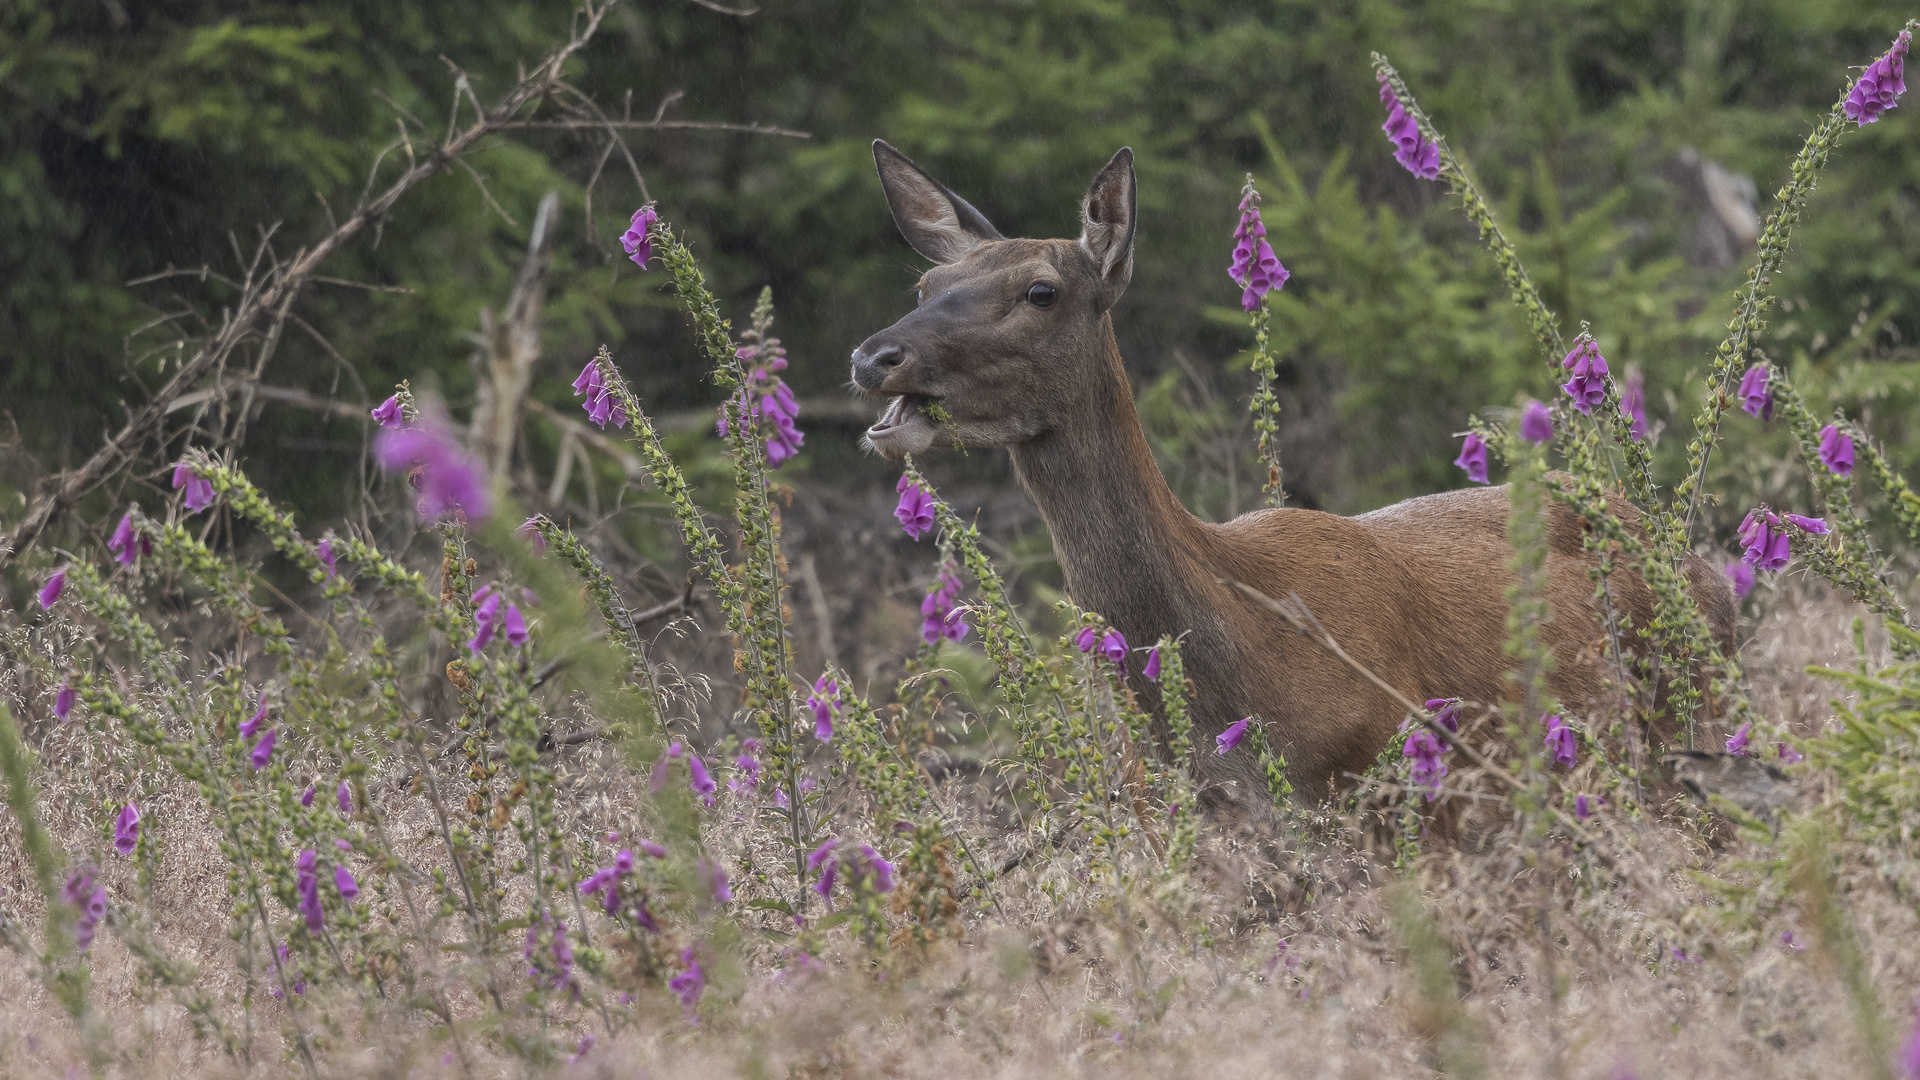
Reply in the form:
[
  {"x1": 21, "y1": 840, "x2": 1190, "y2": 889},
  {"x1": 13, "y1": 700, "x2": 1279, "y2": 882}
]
[{"x1": 5, "y1": 0, "x2": 1919, "y2": 572}]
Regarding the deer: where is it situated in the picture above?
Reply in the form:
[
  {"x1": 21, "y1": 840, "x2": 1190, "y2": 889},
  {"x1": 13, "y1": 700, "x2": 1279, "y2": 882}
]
[{"x1": 849, "y1": 140, "x2": 1738, "y2": 805}]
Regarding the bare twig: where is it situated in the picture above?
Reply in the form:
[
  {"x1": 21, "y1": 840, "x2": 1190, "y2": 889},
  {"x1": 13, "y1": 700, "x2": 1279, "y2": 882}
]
[{"x1": 0, "y1": 2, "x2": 613, "y2": 570}]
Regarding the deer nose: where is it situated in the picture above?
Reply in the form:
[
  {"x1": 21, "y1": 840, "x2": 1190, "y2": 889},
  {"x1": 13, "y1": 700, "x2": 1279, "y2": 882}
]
[{"x1": 850, "y1": 343, "x2": 906, "y2": 392}]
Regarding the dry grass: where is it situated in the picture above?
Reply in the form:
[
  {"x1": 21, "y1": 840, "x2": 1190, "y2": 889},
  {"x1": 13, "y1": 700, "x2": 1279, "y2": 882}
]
[{"x1": 4, "y1": 576, "x2": 1917, "y2": 1080}]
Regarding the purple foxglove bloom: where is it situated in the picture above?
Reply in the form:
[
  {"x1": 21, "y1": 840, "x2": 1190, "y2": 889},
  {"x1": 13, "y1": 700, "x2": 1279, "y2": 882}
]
[
  {"x1": 572, "y1": 360, "x2": 604, "y2": 398},
  {"x1": 467, "y1": 590, "x2": 504, "y2": 654},
  {"x1": 1725, "y1": 721, "x2": 1752, "y2": 756},
  {"x1": 670, "y1": 947, "x2": 706, "y2": 1012},
  {"x1": 1846, "y1": 29, "x2": 1911, "y2": 125},
  {"x1": 1074, "y1": 625, "x2": 1101, "y2": 653},
  {"x1": 1143, "y1": 647, "x2": 1162, "y2": 680},
  {"x1": 1575, "y1": 794, "x2": 1594, "y2": 821},
  {"x1": 570, "y1": 1033, "x2": 596, "y2": 1064},
  {"x1": 807, "y1": 838, "x2": 838, "y2": 881},
  {"x1": 1216, "y1": 717, "x2": 1253, "y2": 755},
  {"x1": 613, "y1": 848, "x2": 634, "y2": 876},
  {"x1": 1424, "y1": 698, "x2": 1461, "y2": 734},
  {"x1": 1778, "y1": 742, "x2": 1804, "y2": 765},
  {"x1": 1783, "y1": 513, "x2": 1829, "y2": 535},
  {"x1": 371, "y1": 394, "x2": 404, "y2": 428},
  {"x1": 108, "y1": 512, "x2": 142, "y2": 567},
  {"x1": 62, "y1": 868, "x2": 107, "y2": 951},
  {"x1": 621, "y1": 206, "x2": 658, "y2": 269},
  {"x1": 1543, "y1": 714, "x2": 1577, "y2": 768},
  {"x1": 517, "y1": 516, "x2": 548, "y2": 555},
  {"x1": 894, "y1": 476, "x2": 936, "y2": 540},
  {"x1": 296, "y1": 849, "x2": 324, "y2": 931},
  {"x1": 920, "y1": 566, "x2": 969, "y2": 644},
  {"x1": 1378, "y1": 76, "x2": 1443, "y2": 180},
  {"x1": 502, "y1": 603, "x2": 529, "y2": 647},
  {"x1": 1818, "y1": 424, "x2": 1855, "y2": 477},
  {"x1": 1099, "y1": 629, "x2": 1128, "y2": 667},
  {"x1": 686, "y1": 752, "x2": 715, "y2": 798},
  {"x1": 649, "y1": 740, "x2": 682, "y2": 792},
  {"x1": 114, "y1": 803, "x2": 141, "y2": 856},
  {"x1": 1738, "y1": 364, "x2": 1772, "y2": 419},
  {"x1": 1520, "y1": 400, "x2": 1555, "y2": 445},
  {"x1": 1559, "y1": 340, "x2": 1610, "y2": 415},
  {"x1": 172, "y1": 460, "x2": 215, "y2": 513},
  {"x1": 315, "y1": 537, "x2": 336, "y2": 577},
  {"x1": 1402, "y1": 730, "x2": 1447, "y2": 799},
  {"x1": 337, "y1": 781, "x2": 352, "y2": 814},
  {"x1": 1725, "y1": 560, "x2": 1755, "y2": 599},
  {"x1": 55, "y1": 681, "x2": 75, "y2": 721},
  {"x1": 808, "y1": 675, "x2": 839, "y2": 742},
  {"x1": 1738, "y1": 508, "x2": 1784, "y2": 568},
  {"x1": 334, "y1": 864, "x2": 358, "y2": 902},
  {"x1": 702, "y1": 858, "x2": 731, "y2": 903},
  {"x1": 300, "y1": 783, "x2": 315, "y2": 807},
  {"x1": 1454, "y1": 432, "x2": 1489, "y2": 484},
  {"x1": 1622, "y1": 368, "x2": 1647, "y2": 442},
  {"x1": 853, "y1": 845, "x2": 896, "y2": 893},
  {"x1": 1759, "y1": 528, "x2": 1791, "y2": 572},
  {"x1": 373, "y1": 422, "x2": 492, "y2": 522},
  {"x1": 641, "y1": 839, "x2": 668, "y2": 859},
  {"x1": 38, "y1": 568, "x2": 66, "y2": 609},
  {"x1": 1228, "y1": 184, "x2": 1290, "y2": 311},
  {"x1": 250, "y1": 728, "x2": 277, "y2": 770},
  {"x1": 241, "y1": 698, "x2": 270, "y2": 740},
  {"x1": 523, "y1": 915, "x2": 577, "y2": 993}
]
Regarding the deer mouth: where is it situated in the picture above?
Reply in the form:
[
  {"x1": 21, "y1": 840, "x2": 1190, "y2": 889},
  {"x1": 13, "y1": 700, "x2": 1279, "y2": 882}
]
[{"x1": 864, "y1": 394, "x2": 939, "y2": 457}]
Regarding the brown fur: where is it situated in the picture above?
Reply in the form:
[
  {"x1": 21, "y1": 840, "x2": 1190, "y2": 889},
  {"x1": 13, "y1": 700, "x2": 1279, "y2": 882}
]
[{"x1": 851, "y1": 141, "x2": 1736, "y2": 803}]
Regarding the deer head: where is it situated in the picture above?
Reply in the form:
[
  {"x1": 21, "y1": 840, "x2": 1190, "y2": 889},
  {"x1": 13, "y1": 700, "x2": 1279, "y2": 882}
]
[{"x1": 852, "y1": 140, "x2": 1138, "y2": 459}]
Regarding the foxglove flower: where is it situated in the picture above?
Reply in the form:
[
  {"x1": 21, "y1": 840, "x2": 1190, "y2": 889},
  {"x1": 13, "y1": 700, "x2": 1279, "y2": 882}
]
[
  {"x1": 1454, "y1": 432, "x2": 1489, "y2": 484},
  {"x1": 1622, "y1": 368, "x2": 1647, "y2": 442},
  {"x1": 1783, "y1": 513, "x2": 1829, "y2": 535},
  {"x1": 300, "y1": 783, "x2": 316, "y2": 808},
  {"x1": 1845, "y1": 29, "x2": 1911, "y2": 125},
  {"x1": 271, "y1": 943, "x2": 306, "y2": 999},
  {"x1": 720, "y1": 338, "x2": 804, "y2": 466},
  {"x1": 371, "y1": 394, "x2": 404, "y2": 428},
  {"x1": 1425, "y1": 698, "x2": 1461, "y2": 734},
  {"x1": 570, "y1": 1034, "x2": 596, "y2": 1064},
  {"x1": 1575, "y1": 794, "x2": 1595, "y2": 821},
  {"x1": 701, "y1": 858, "x2": 731, "y2": 903},
  {"x1": 894, "y1": 475, "x2": 935, "y2": 540},
  {"x1": 1738, "y1": 364, "x2": 1772, "y2": 420},
  {"x1": 334, "y1": 864, "x2": 358, "y2": 903},
  {"x1": 114, "y1": 803, "x2": 141, "y2": 856},
  {"x1": 640, "y1": 839, "x2": 668, "y2": 859},
  {"x1": 1520, "y1": 400, "x2": 1554, "y2": 445},
  {"x1": 1216, "y1": 717, "x2": 1253, "y2": 755},
  {"x1": 1228, "y1": 182, "x2": 1290, "y2": 312},
  {"x1": 337, "y1": 781, "x2": 352, "y2": 815},
  {"x1": 467, "y1": 590, "x2": 504, "y2": 654},
  {"x1": 1099, "y1": 629, "x2": 1128, "y2": 667},
  {"x1": 1739, "y1": 508, "x2": 1792, "y2": 572},
  {"x1": 524, "y1": 914, "x2": 577, "y2": 994},
  {"x1": 1143, "y1": 647, "x2": 1162, "y2": 680},
  {"x1": 315, "y1": 537, "x2": 336, "y2": 577},
  {"x1": 171, "y1": 460, "x2": 215, "y2": 514},
  {"x1": 848, "y1": 844, "x2": 896, "y2": 893},
  {"x1": 107, "y1": 512, "x2": 149, "y2": 567},
  {"x1": 1724, "y1": 721, "x2": 1752, "y2": 756},
  {"x1": 502, "y1": 603, "x2": 529, "y2": 647},
  {"x1": 621, "y1": 205, "x2": 658, "y2": 269},
  {"x1": 38, "y1": 568, "x2": 65, "y2": 609},
  {"x1": 374, "y1": 420, "x2": 492, "y2": 521},
  {"x1": 1725, "y1": 560, "x2": 1755, "y2": 599},
  {"x1": 687, "y1": 751, "x2": 716, "y2": 799},
  {"x1": 1778, "y1": 742, "x2": 1804, "y2": 765},
  {"x1": 1402, "y1": 729, "x2": 1447, "y2": 799},
  {"x1": 54, "y1": 681, "x2": 75, "y2": 721},
  {"x1": 808, "y1": 839, "x2": 839, "y2": 899},
  {"x1": 920, "y1": 565, "x2": 970, "y2": 644},
  {"x1": 241, "y1": 697, "x2": 270, "y2": 740},
  {"x1": 1559, "y1": 339, "x2": 1610, "y2": 415},
  {"x1": 808, "y1": 675, "x2": 840, "y2": 742},
  {"x1": 730, "y1": 750, "x2": 762, "y2": 796},
  {"x1": 1543, "y1": 713, "x2": 1577, "y2": 768},
  {"x1": 1378, "y1": 73, "x2": 1442, "y2": 180},
  {"x1": 517, "y1": 516, "x2": 548, "y2": 555},
  {"x1": 61, "y1": 867, "x2": 107, "y2": 952},
  {"x1": 669, "y1": 947, "x2": 705, "y2": 1012},
  {"x1": 1074, "y1": 625, "x2": 1101, "y2": 653},
  {"x1": 572, "y1": 358, "x2": 629, "y2": 431},
  {"x1": 1818, "y1": 424, "x2": 1855, "y2": 477},
  {"x1": 296, "y1": 849, "x2": 325, "y2": 931},
  {"x1": 650, "y1": 740, "x2": 683, "y2": 792},
  {"x1": 250, "y1": 727, "x2": 277, "y2": 771}
]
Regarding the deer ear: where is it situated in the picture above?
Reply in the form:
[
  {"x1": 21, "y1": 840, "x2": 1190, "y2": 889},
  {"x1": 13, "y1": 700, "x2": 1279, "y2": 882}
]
[
  {"x1": 873, "y1": 140, "x2": 1003, "y2": 265},
  {"x1": 1079, "y1": 147, "x2": 1136, "y2": 306}
]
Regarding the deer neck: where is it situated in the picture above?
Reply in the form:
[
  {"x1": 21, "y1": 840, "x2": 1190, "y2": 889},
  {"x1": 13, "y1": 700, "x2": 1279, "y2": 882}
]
[{"x1": 1007, "y1": 320, "x2": 1218, "y2": 634}]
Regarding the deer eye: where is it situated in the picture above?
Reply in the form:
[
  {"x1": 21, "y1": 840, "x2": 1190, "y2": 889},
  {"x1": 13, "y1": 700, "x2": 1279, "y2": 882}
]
[{"x1": 1026, "y1": 283, "x2": 1058, "y2": 307}]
